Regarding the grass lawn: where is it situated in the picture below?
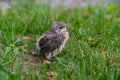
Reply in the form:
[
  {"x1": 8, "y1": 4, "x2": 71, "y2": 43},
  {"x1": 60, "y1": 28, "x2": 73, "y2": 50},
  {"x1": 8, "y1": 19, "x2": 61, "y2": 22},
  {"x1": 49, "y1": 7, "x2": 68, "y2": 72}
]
[{"x1": 0, "y1": 1, "x2": 120, "y2": 80}]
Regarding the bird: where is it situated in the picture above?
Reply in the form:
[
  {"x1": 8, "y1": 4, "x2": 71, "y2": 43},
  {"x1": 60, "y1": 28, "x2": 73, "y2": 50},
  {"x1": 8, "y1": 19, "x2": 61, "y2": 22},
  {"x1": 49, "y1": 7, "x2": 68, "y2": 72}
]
[{"x1": 36, "y1": 22, "x2": 69, "y2": 60}]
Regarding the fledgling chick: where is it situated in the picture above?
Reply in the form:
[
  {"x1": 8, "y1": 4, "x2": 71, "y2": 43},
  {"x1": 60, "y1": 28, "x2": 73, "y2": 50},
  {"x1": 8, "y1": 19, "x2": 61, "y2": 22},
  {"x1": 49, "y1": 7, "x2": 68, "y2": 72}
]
[{"x1": 36, "y1": 22, "x2": 69, "y2": 60}]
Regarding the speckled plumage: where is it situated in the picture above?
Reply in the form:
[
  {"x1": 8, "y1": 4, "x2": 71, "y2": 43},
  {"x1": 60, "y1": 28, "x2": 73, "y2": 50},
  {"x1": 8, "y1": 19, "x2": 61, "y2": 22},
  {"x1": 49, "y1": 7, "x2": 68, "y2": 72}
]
[{"x1": 36, "y1": 22, "x2": 69, "y2": 60}]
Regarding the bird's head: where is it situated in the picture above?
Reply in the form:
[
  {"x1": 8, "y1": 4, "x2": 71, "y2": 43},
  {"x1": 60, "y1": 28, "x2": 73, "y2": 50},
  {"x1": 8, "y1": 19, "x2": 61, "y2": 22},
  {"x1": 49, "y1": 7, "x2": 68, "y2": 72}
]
[{"x1": 51, "y1": 22, "x2": 69, "y2": 34}]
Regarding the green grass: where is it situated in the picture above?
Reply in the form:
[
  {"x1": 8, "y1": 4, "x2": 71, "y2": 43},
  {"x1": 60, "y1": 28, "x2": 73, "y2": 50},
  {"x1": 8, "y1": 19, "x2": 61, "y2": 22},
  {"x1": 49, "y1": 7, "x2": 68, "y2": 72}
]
[{"x1": 0, "y1": 1, "x2": 120, "y2": 80}]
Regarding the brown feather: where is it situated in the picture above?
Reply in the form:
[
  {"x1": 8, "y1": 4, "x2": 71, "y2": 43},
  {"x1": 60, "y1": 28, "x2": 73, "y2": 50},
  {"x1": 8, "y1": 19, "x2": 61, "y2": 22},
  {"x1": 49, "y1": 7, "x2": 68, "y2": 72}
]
[{"x1": 38, "y1": 34, "x2": 64, "y2": 53}]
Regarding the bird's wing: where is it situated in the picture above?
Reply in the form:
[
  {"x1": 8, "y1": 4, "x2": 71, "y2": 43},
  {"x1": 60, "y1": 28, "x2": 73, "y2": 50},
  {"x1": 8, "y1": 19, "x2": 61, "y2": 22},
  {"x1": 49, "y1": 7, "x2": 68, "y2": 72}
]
[{"x1": 38, "y1": 34, "x2": 64, "y2": 53}]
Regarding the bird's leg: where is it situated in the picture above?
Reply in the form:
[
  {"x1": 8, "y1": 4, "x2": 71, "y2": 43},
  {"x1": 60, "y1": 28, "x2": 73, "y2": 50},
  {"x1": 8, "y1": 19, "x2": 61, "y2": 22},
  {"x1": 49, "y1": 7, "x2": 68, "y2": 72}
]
[
  {"x1": 53, "y1": 46, "x2": 63, "y2": 57},
  {"x1": 52, "y1": 49, "x2": 58, "y2": 56},
  {"x1": 44, "y1": 52, "x2": 55, "y2": 62},
  {"x1": 44, "y1": 52, "x2": 52, "y2": 60}
]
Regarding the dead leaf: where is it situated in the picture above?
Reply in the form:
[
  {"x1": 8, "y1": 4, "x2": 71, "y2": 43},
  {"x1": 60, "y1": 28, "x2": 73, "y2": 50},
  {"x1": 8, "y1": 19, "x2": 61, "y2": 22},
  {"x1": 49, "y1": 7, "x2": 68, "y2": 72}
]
[
  {"x1": 0, "y1": 40, "x2": 3, "y2": 52},
  {"x1": 20, "y1": 36, "x2": 32, "y2": 42},
  {"x1": 108, "y1": 57, "x2": 113, "y2": 63},
  {"x1": 47, "y1": 71, "x2": 57, "y2": 80},
  {"x1": 47, "y1": 71, "x2": 57, "y2": 77},
  {"x1": 43, "y1": 60, "x2": 51, "y2": 64}
]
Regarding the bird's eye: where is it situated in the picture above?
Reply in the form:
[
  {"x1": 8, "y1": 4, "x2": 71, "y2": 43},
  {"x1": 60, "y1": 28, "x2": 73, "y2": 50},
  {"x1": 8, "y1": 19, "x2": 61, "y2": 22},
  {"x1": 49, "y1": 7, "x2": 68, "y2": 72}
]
[{"x1": 59, "y1": 26, "x2": 63, "y2": 29}]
